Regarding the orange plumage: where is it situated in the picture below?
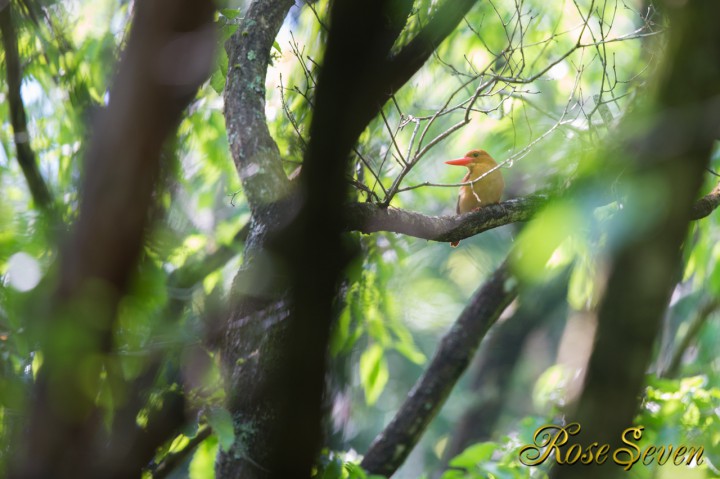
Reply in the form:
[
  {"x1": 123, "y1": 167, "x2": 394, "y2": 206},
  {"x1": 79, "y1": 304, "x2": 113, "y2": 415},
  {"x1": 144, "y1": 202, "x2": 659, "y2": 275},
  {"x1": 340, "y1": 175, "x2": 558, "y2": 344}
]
[{"x1": 445, "y1": 149, "x2": 504, "y2": 247}]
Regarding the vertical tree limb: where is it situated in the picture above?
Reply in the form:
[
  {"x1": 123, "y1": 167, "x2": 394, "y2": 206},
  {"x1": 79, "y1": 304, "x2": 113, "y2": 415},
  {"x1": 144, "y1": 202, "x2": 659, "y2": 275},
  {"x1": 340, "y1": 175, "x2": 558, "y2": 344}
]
[
  {"x1": 12, "y1": 0, "x2": 216, "y2": 477},
  {"x1": 551, "y1": 3, "x2": 720, "y2": 479},
  {"x1": 223, "y1": 0, "x2": 293, "y2": 215}
]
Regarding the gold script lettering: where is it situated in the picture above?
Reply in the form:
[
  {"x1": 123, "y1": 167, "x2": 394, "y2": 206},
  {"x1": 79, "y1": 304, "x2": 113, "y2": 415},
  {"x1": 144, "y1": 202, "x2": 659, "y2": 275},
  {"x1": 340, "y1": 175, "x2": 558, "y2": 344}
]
[{"x1": 613, "y1": 426, "x2": 643, "y2": 471}]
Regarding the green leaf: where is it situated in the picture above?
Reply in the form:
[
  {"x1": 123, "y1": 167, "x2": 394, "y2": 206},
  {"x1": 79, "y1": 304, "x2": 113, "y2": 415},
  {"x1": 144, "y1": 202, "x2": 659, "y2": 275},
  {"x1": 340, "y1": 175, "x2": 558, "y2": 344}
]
[
  {"x1": 211, "y1": 51, "x2": 229, "y2": 94},
  {"x1": 189, "y1": 434, "x2": 218, "y2": 479},
  {"x1": 449, "y1": 442, "x2": 498, "y2": 469},
  {"x1": 345, "y1": 463, "x2": 368, "y2": 479},
  {"x1": 320, "y1": 458, "x2": 343, "y2": 479},
  {"x1": 567, "y1": 253, "x2": 595, "y2": 310},
  {"x1": 219, "y1": 24, "x2": 239, "y2": 43},
  {"x1": 393, "y1": 341, "x2": 426, "y2": 365},
  {"x1": 205, "y1": 406, "x2": 235, "y2": 452},
  {"x1": 359, "y1": 343, "x2": 388, "y2": 405},
  {"x1": 220, "y1": 8, "x2": 241, "y2": 19}
]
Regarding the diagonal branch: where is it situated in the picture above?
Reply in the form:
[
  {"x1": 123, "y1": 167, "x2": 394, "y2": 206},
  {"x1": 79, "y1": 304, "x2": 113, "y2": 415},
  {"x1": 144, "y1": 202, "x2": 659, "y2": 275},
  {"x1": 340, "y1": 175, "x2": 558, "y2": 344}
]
[
  {"x1": 690, "y1": 181, "x2": 720, "y2": 220},
  {"x1": 662, "y1": 298, "x2": 720, "y2": 379},
  {"x1": 384, "y1": 0, "x2": 480, "y2": 95},
  {"x1": 361, "y1": 260, "x2": 517, "y2": 477},
  {"x1": 0, "y1": 1, "x2": 54, "y2": 213},
  {"x1": 354, "y1": 179, "x2": 720, "y2": 476}
]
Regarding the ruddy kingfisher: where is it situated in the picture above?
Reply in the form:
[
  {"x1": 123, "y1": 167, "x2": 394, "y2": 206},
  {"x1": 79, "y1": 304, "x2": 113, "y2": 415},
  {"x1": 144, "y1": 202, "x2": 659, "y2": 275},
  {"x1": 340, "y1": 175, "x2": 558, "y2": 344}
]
[{"x1": 445, "y1": 149, "x2": 505, "y2": 247}]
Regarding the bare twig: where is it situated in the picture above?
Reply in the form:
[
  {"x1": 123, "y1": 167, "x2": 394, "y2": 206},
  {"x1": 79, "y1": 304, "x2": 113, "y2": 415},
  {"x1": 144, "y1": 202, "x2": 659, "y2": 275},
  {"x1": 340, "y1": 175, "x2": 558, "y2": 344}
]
[{"x1": 279, "y1": 73, "x2": 308, "y2": 152}]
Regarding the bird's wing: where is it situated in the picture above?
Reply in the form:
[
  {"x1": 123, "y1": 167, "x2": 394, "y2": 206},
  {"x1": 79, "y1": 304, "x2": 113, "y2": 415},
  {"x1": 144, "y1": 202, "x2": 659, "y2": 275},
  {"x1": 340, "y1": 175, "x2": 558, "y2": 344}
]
[{"x1": 456, "y1": 171, "x2": 472, "y2": 214}]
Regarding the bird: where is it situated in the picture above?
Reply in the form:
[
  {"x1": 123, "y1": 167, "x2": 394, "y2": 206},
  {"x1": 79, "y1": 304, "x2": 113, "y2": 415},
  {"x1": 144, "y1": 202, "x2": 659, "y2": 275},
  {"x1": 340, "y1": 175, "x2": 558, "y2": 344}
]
[{"x1": 445, "y1": 149, "x2": 504, "y2": 247}]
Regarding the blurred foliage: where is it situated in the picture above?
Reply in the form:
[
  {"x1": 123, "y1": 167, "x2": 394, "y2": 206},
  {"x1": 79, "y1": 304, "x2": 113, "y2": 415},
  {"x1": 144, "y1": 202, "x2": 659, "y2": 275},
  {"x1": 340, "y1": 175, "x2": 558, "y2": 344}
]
[{"x1": 0, "y1": 0, "x2": 719, "y2": 477}]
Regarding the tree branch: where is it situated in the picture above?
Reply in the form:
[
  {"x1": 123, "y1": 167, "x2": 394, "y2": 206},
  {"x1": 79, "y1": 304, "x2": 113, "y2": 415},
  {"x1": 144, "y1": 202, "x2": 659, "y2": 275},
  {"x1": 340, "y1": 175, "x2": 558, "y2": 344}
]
[
  {"x1": 344, "y1": 181, "x2": 720, "y2": 243},
  {"x1": 345, "y1": 195, "x2": 546, "y2": 241},
  {"x1": 0, "y1": 1, "x2": 54, "y2": 213},
  {"x1": 361, "y1": 260, "x2": 517, "y2": 477},
  {"x1": 662, "y1": 298, "x2": 720, "y2": 379},
  {"x1": 690, "y1": 181, "x2": 720, "y2": 220},
  {"x1": 384, "y1": 0, "x2": 480, "y2": 95},
  {"x1": 224, "y1": 0, "x2": 293, "y2": 215},
  {"x1": 442, "y1": 269, "x2": 570, "y2": 467}
]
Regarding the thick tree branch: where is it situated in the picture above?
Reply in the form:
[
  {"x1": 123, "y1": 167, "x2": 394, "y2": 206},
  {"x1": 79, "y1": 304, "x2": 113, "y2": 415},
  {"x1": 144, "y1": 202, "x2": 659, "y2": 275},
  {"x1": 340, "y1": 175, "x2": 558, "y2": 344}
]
[
  {"x1": 361, "y1": 260, "x2": 517, "y2": 477},
  {"x1": 224, "y1": 0, "x2": 292, "y2": 215},
  {"x1": 345, "y1": 183, "x2": 720, "y2": 243},
  {"x1": 191, "y1": 183, "x2": 718, "y2": 266},
  {"x1": 0, "y1": 1, "x2": 54, "y2": 213},
  {"x1": 346, "y1": 195, "x2": 546, "y2": 241},
  {"x1": 216, "y1": 1, "x2": 299, "y2": 478}
]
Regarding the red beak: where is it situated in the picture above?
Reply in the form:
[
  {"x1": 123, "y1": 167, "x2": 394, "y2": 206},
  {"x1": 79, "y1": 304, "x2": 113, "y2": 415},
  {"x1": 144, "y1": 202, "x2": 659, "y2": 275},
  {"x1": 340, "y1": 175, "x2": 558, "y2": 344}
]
[{"x1": 445, "y1": 157, "x2": 472, "y2": 166}]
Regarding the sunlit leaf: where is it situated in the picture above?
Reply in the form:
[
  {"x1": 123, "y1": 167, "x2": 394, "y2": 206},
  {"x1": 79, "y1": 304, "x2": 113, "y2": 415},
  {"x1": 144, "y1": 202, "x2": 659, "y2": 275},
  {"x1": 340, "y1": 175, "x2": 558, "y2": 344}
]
[{"x1": 359, "y1": 343, "x2": 388, "y2": 405}]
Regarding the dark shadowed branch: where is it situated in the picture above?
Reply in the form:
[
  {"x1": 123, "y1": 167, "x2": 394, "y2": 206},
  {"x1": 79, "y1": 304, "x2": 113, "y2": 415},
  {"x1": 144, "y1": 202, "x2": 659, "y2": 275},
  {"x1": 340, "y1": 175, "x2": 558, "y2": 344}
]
[
  {"x1": 384, "y1": 0, "x2": 479, "y2": 95},
  {"x1": 0, "y1": 2, "x2": 54, "y2": 214},
  {"x1": 441, "y1": 269, "x2": 570, "y2": 468},
  {"x1": 12, "y1": 0, "x2": 216, "y2": 476},
  {"x1": 550, "y1": 3, "x2": 720, "y2": 479}
]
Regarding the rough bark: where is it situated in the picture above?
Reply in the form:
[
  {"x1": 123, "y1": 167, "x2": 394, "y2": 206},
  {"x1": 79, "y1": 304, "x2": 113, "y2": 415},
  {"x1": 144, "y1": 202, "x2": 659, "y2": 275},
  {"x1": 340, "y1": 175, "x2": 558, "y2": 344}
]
[
  {"x1": 217, "y1": 1, "x2": 483, "y2": 478},
  {"x1": 223, "y1": 0, "x2": 292, "y2": 217},
  {"x1": 549, "y1": 2, "x2": 720, "y2": 479},
  {"x1": 216, "y1": 2, "x2": 296, "y2": 478},
  {"x1": 346, "y1": 195, "x2": 546, "y2": 241},
  {"x1": 690, "y1": 181, "x2": 720, "y2": 220},
  {"x1": 12, "y1": 0, "x2": 216, "y2": 477}
]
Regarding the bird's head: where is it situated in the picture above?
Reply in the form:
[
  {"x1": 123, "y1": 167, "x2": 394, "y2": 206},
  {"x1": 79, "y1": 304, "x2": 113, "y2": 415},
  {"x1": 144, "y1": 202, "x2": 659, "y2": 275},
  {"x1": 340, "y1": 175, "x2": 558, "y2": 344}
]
[{"x1": 445, "y1": 149, "x2": 494, "y2": 168}]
